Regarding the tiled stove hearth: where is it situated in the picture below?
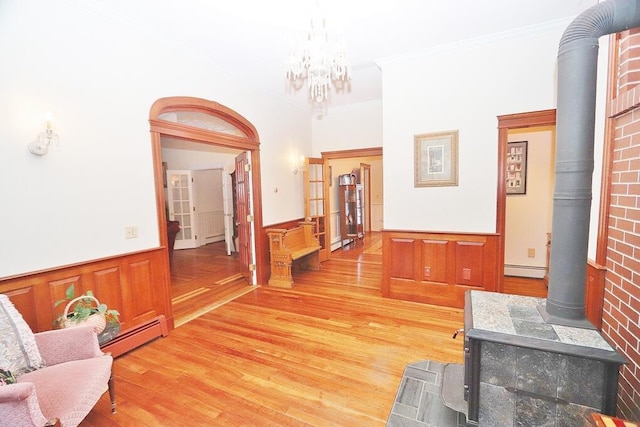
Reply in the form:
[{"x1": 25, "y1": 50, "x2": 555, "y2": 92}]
[{"x1": 463, "y1": 291, "x2": 625, "y2": 426}]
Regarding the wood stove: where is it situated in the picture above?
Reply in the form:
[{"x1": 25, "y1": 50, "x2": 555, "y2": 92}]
[{"x1": 461, "y1": 290, "x2": 625, "y2": 426}]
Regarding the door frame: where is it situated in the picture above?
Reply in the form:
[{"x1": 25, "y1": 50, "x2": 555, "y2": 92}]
[
  {"x1": 322, "y1": 147, "x2": 382, "y2": 254},
  {"x1": 496, "y1": 109, "x2": 556, "y2": 293},
  {"x1": 149, "y1": 96, "x2": 264, "y2": 284}
]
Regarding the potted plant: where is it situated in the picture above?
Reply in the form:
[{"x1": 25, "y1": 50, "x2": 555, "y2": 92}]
[{"x1": 53, "y1": 284, "x2": 120, "y2": 336}]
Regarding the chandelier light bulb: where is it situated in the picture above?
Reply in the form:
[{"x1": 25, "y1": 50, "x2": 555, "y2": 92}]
[{"x1": 286, "y1": 6, "x2": 351, "y2": 103}]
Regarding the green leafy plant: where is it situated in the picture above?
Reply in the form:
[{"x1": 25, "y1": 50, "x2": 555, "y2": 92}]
[{"x1": 53, "y1": 284, "x2": 120, "y2": 328}]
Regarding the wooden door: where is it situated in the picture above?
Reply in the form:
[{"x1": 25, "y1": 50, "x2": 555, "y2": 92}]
[
  {"x1": 193, "y1": 169, "x2": 224, "y2": 246},
  {"x1": 304, "y1": 157, "x2": 329, "y2": 261},
  {"x1": 166, "y1": 170, "x2": 197, "y2": 249},
  {"x1": 235, "y1": 152, "x2": 254, "y2": 283},
  {"x1": 222, "y1": 171, "x2": 235, "y2": 255}
]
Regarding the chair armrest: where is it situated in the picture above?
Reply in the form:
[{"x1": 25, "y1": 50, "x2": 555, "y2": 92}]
[
  {"x1": 34, "y1": 326, "x2": 103, "y2": 366},
  {"x1": 0, "y1": 381, "x2": 34, "y2": 402},
  {"x1": 0, "y1": 382, "x2": 48, "y2": 426}
]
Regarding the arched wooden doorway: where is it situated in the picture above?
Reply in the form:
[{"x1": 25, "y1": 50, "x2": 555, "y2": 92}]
[{"x1": 149, "y1": 96, "x2": 265, "y2": 284}]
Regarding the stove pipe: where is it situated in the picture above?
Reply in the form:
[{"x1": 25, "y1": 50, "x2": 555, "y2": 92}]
[{"x1": 543, "y1": 0, "x2": 640, "y2": 327}]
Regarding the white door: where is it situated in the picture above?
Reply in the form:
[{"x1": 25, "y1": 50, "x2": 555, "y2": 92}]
[
  {"x1": 222, "y1": 170, "x2": 235, "y2": 255},
  {"x1": 166, "y1": 170, "x2": 197, "y2": 250},
  {"x1": 193, "y1": 169, "x2": 225, "y2": 247}
]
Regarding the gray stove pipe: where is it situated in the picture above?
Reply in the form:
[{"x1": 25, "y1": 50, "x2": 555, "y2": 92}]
[{"x1": 543, "y1": 0, "x2": 640, "y2": 327}]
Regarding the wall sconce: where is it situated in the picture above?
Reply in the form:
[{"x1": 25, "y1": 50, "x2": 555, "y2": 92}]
[
  {"x1": 28, "y1": 112, "x2": 60, "y2": 156},
  {"x1": 292, "y1": 155, "x2": 306, "y2": 174}
]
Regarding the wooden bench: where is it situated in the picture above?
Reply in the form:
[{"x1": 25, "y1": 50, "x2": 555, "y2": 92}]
[{"x1": 267, "y1": 222, "x2": 321, "y2": 288}]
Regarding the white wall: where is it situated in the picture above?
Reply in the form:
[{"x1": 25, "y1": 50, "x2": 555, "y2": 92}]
[
  {"x1": 379, "y1": 23, "x2": 565, "y2": 233},
  {"x1": 312, "y1": 100, "x2": 383, "y2": 153},
  {"x1": 505, "y1": 128, "x2": 555, "y2": 277},
  {"x1": 0, "y1": 0, "x2": 309, "y2": 278},
  {"x1": 379, "y1": 18, "x2": 608, "y2": 241}
]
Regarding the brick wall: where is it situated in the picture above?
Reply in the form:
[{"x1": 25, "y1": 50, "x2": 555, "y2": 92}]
[
  {"x1": 602, "y1": 107, "x2": 640, "y2": 421},
  {"x1": 601, "y1": 30, "x2": 640, "y2": 421}
]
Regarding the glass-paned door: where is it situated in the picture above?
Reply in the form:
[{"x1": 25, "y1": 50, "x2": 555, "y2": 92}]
[
  {"x1": 167, "y1": 170, "x2": 197, "y2": 249},
  {"x1": 304, "y1": 158, "x2": 329, "y2": 261}
]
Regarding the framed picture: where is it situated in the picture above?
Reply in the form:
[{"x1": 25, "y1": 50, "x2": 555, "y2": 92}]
[
  {"x1": 414, "y1": 130, "x2": 459, "y2": 187},
  {"x1": 506, "y1": 141, "x2": 527, "y2": 195}
]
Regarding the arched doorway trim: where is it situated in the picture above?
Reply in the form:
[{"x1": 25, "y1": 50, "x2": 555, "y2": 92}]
[{"x1": 149, "y1": 96, "x2": 264, "y2": 284}]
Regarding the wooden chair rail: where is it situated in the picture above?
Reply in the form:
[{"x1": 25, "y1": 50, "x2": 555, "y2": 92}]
[{"x1": 267, "y1": 222, "x2": 321, "y2": 288}]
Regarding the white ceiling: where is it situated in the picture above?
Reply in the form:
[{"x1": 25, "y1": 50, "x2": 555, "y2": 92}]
[{"x1": 95, "y1": 0, "x2": 597, "y2": 110}]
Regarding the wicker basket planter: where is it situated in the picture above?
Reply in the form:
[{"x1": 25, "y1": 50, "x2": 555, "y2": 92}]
[
  {"x1": 60, "y1": 295, "x2": 107, "y2": 334},
  {"x1": 53, "y1": 285, "x2": 120, "y2": 336}
]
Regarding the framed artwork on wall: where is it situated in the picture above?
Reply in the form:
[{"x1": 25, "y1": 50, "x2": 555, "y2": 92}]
[
  {"x1": 414, "y1": 130, "x2": 459, "y2": 187},
  {"x1": 506, "y1": 141, "x2": 528, "y2": 195}
]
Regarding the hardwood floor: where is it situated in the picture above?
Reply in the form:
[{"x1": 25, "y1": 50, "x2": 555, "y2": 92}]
[
  {"x1": 503, "y1": 275, "x2": 548, "y2": 298},
  {"x1": 169, "y1": 242, "x2": 253, "y2": 327},
  {"x1": 83, "y1": 232, "x2": 547, "y2": 426}
]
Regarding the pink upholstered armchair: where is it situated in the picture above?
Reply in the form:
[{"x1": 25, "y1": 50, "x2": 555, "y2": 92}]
[{"x1": 0, "y1": 294, "x2": 115, "y2": 427}]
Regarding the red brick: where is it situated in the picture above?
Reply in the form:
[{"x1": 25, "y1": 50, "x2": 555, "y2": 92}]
[
  {"x1": 620, "y1": 145, "x2": 640, "y2": 161},
  {"x1": 624, "y1": 258, "x2": 640, "y2": 278},
  {"x1": 620, "y1": 300, "x2": 640, "y2": 324},
  {"x1": 624, "y1": 346, "x2": 640, "y2": 378},
  {"x1": 620, "y1": 326, "x2": 637, "y2": 347},
  {"x1": 615, "y1": 263, "x2": 634, "y2": 281},
  {"x1": 613, "y1": 282, "x2": 631, "y2": 304},
  {"x1": 611, "y1": 206, "x2": 627, "y2": 219},
  {"x1": 621, "y1": 120, "x2": 640, "y2": 138},
  {"x1": 620, "y1": 171, "x2": 640, "y2": 184},
  {"x1": 608, "y1": 327, "x2": 627, "y2": 351},
  {"x1": 619, "y1": 374, "x2": 633, "y2": 397},
  {"x1": 608, "y1": 250, "x2": 624, "y2": 266},
  {"x1": 609, "y1": 225, "x2": 626, "y2": 239},
  {"x1": 631, "y1": 294, "x2": 640, "y2": 314},
  {"x1": 617, "y1": 240, "x2": 636, "y2": 256},
  {"x1": 617, "y1": 219, "x2": 636, "y2": 233},
  {"x1": 627, "y1": 209, "x2": 640, "y2": 221},
  {"x1": 619, "y1": 195, "x2": 637, "y2": 207},
  {"x1": 630, "y1": 320, "x2": 640, "y2": 344},
  {"x1": 613, "y1": 159, "x2": 630, "y2": 172},
  {"x1": 606, "y1": 270, "x2": 623, "y2": 287},
  {"x1": 612, "y1": 183, "x2": 630, "y2": 195}
]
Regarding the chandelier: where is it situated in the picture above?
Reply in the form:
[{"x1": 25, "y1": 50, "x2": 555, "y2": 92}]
[{"x1": 286, "y1": 7, "x2": 351, "y2": 103}]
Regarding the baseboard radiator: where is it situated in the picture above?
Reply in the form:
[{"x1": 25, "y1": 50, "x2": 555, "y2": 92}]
[
  {"x1": 504, "y1": 264, "x2": 546, "y2": 279},
  {"x1": 101, "y1": 315, "x2": 169, "y2": 358}
]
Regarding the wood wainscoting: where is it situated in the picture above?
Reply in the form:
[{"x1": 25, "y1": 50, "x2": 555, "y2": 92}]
[
  {"x1": 0, "y1": 248, "x2": 173, "y2": 353},
  {"x1": 382, "y1": 230, "x2": 499, "y2": 308},
  {"x1": 586, "y1": 260, "x2": 606, "y2": 329}
]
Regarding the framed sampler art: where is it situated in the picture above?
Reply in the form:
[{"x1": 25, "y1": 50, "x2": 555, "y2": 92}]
[
  {"x1": 414, "y1": 130, "x2": 459, "y2": 187},
  {"x1": 506, "y1": 141, "x2": 527, "y2": 195}
]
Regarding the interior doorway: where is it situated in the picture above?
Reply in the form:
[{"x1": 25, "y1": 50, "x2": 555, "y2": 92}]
[
  {"x1": 322, "y1": 147, "x2": 383, "y2": 253},
  {"x1": 496, "y1": 109, "x2": 556, "y2": 293},
  {"x1": 149, "y1": 96, "x2": 265, "y2": 325}
]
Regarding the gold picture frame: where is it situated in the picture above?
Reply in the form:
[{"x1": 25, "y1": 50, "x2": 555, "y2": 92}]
[{"x1": 414, "y1": 130, "x2": 459, "y2": 187}]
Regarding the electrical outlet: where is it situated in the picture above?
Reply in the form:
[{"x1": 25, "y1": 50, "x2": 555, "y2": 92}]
[
  {"x1": 528, "y1": 248, "x2": 535, "y2": 258},
  {"x1": 125, "y1": 226, "x2": 138, "y2": 239}
]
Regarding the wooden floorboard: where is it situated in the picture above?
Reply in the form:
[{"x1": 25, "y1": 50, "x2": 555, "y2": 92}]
[{"x1": 83, "y1": 232, "x2": 546, "y2": 426}]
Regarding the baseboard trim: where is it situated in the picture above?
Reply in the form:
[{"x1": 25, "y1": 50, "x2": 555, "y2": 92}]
[
  {"x1": 504, "y1": 265, "x2": 545, "y2": 279},
  {"x1": 101, "y1": 315, "x2": 169, "y2": 358}
]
